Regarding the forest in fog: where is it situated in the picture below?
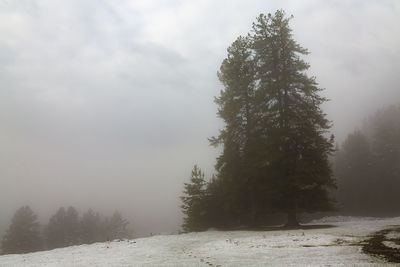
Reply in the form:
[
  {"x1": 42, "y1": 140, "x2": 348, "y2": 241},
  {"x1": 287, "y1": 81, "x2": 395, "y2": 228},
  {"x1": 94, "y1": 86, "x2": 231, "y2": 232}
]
[
  {"x1": 1, "y1": 206, "x2": 131, "y2": 254},
  {"x1": 335, "y1": 105, "x2": 400, "y2": 215},
  {"x1": 0, "y1": 1, "x2": 399, "y2": 257}
]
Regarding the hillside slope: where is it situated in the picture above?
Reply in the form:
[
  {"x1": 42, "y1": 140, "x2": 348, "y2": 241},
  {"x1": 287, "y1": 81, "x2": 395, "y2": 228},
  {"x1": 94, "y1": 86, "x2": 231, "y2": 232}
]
[{"x1": 0, "y1": 217, "x2": 399, "y2": 266}]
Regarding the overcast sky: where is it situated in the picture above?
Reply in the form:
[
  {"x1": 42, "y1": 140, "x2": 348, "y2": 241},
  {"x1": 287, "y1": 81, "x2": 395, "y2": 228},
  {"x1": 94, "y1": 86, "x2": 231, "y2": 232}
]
[{"x1": 0, "y1": 0, "x2": 399, "y2": 236}]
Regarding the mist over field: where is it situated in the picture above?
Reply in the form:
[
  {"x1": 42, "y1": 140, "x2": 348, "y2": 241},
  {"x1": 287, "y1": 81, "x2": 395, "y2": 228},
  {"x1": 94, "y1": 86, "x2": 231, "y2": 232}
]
[{"x1": 0, "y1": 0, "x2": 399, "y2": 241}]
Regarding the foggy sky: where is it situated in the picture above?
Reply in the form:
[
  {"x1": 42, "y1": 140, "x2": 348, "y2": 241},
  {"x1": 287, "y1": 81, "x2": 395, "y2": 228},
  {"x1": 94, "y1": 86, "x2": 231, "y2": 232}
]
[{"x1": 0, "y1": 0, "x2": 399, "y2": 236}]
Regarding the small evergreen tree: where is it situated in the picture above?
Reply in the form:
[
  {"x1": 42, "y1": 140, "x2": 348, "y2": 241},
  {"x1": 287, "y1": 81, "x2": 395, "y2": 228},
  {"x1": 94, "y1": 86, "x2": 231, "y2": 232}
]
[
  {"x1": 181, "y1": 165, "x2": 207, "y2": 232},
  {"x1": 45, "y1": 207, "x2": 68, "y2": 249},
  {"x1": 104, "y1": 211, "x2": 131, "y2": 240},
  {"x1": 1, "y1": 206, "x2": 42, "y2": 254},
  {"x1": 80, "y1": 209, "x2": 102, "y2": 244},
  {"x1": 64, "y1": 206, "x2": 81, "y2": 246},
  {"x1": 44, "y1": 206, "x2": 81, "y2": 249}
]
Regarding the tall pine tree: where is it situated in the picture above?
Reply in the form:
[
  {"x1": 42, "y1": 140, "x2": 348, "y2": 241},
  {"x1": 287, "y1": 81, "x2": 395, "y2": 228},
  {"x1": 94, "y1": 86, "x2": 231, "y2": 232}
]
[
  {"x1": 212, "y1": 36, "x2": 258, "y2": 225},
  {"x1": 252, "y1": 10, "x2": 335, "y2": 225},
  {"x1": 212, "y1": 10, "x2": 335, "y2": 227}
]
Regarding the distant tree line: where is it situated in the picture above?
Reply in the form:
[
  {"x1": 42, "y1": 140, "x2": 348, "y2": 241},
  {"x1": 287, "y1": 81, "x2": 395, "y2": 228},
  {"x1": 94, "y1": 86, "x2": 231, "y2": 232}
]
[
  {"x1": 335, "y1": 105, "x2": 400, "y2": 216},
  {"x1": 1, "y1": 206, "x2": 132, "y2": 255},
  {"x1": 181, "y1": 10, "x2": 335, "y2": 232}
]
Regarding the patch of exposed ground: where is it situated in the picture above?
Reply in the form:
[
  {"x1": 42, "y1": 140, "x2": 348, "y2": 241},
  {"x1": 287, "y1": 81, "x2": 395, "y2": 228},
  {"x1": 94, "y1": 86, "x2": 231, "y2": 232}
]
[
  {"x1": 228, "y1": 224, "x2": 336, "y2": 231},
  {"x1": 363, "y1": 226, "x2": 400, "y2": 263}
]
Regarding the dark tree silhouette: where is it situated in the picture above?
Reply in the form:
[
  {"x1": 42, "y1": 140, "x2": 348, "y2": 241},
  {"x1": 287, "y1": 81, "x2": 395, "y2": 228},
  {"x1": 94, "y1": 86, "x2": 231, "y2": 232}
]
[
  {"x1": 45, "y1": 207, "x2": 68, "y2": 249},
  {"x1": 335, "y1": 105, "x2": 400, "y2": 215},
  {"x1": 44, "y1": 206, "x2": 81, "y2": 249},
  {"x1": 181, "y1": 165, "x2": 208, "y2": 231},
  {"x1": 1, "y1": 206, "x2": 42, "y2": 254},
  {"x1": 64, "y1": 206, "x2": 81, "y2": 246},
  {"x1": 80, "y1": 209, "x2": 102, "y2": 244},
  {"x1": 104, "y1": 211, "x2": 131, "y2": 240},
  {"x1": 209, "y1": 10, "x2": 335, "y2": 227}
]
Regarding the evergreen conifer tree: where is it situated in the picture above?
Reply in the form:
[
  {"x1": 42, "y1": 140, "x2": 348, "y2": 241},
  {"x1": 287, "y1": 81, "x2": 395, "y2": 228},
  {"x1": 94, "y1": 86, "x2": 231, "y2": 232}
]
[
  {"x1": 45, "y1": 207, "x2": 68, "y2": 249},
  {"x1": 335, "y1": 105, "x2": 400, "y2": 215},
  {"x1": 105, "y1": 211, "x2": 131, "y2": 240},
  {"x1": 251, "y1": 10, "x2": 335, "y2": 225},
  {"x1": 64, "y1": 206, "x2": 81, "y2": 246},
  {"x1": 181, "y1": 165, "x2": 207, "y2": 232},
  {"x1": 335, "y1": 131, "x2": 373, "y2": 214},
  {"x1": 80, "y1": 209, "x2": 102, "y2": 244},
  {"x1": 211, "y1": 10, "x2": 335, "y2": 227},
  {"x1": 1, "y1": 206, "x2": 42, "y2": 254},
  {"x1": 371, "y1": 105, "x2": 400, "y2": 212},
  {"x1": 212, "y1": 36, "x2": 259, "y2": 225},
  {"x1": 45, "y1": 206, "x2": 81, "y2": 249}
]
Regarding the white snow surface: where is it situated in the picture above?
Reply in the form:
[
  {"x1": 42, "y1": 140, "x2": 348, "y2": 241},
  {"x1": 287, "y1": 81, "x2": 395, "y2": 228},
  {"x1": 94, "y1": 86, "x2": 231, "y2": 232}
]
[
  {"x1": 1, "y1": 216, "x2": 399, "y2": 266},
  {"x1": 382, "y1": 241, "x2": 400, "y2": 250}
]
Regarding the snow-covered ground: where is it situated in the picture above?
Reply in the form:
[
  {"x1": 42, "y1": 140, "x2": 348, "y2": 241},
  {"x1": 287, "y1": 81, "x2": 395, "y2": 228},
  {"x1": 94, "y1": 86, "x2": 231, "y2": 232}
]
[{"x1": 1, "y1": 216, "x2": 399, "y2": 266}]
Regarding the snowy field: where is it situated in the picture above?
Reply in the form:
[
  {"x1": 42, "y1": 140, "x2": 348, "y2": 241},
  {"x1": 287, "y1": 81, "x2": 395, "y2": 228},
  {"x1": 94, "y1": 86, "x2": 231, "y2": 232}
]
[{"x1": 1, "y1": 216, "x2": 399, "y2": 266}]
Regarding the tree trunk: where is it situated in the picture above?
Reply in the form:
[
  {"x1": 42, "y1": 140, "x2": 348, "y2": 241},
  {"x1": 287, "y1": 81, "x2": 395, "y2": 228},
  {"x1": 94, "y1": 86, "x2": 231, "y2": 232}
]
[{"x1": 285, "y1": 211, "x2": 299, "y2": 227}]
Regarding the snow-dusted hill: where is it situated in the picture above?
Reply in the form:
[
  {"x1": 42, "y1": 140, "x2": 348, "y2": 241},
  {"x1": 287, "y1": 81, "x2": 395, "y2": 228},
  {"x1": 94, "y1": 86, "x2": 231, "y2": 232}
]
[{"x1": 1, "y1": 217, "x2": 399, "y2": 266}]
